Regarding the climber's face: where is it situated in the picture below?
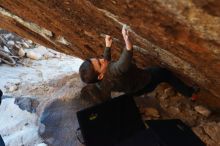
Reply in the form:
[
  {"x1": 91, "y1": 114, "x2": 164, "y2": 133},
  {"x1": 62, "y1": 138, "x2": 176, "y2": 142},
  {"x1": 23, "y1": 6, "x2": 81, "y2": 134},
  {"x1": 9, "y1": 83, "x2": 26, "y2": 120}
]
[
  {"x1": 90, "y1": 58, "x2": 108, "y2": 73},
  {"x1": 90, "y1": 58, "x2": 108, "y2": 80}
]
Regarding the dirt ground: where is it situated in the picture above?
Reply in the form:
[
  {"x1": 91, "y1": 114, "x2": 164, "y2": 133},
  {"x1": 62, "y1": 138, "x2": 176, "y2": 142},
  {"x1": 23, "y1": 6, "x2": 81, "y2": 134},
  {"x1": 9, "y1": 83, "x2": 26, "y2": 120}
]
[{"x1": 11, "y1": 74, "x2": 220, "y2": 146}]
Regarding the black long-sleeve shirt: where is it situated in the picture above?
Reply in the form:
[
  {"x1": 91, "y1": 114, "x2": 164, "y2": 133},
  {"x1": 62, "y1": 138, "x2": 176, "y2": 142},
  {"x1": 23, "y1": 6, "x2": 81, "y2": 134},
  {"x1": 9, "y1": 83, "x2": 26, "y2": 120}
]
[
  {"x1": 80, "y1": 46, "x2": 151, "y2": 104},
  {"x1": 91, "y1": 47, "x2": 151, "y2": 101}
]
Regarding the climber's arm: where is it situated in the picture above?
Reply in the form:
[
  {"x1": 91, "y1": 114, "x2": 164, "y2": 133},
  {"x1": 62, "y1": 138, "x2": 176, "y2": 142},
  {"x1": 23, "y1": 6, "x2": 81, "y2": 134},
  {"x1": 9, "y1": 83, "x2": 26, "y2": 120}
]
[
  {"x1": 103, "y1": 35, "x2": 112, "y2": 61},
  {"x1": 110, "y1": 26, "x2": 133, "y2": 75}
]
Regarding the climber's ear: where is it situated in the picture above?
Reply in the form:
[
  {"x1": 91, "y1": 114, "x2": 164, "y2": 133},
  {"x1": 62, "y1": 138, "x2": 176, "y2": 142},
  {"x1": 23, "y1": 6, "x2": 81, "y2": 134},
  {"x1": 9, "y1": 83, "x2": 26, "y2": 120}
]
[{"x1": 98, "y1": 73, "x2": 104, "y2": 80}]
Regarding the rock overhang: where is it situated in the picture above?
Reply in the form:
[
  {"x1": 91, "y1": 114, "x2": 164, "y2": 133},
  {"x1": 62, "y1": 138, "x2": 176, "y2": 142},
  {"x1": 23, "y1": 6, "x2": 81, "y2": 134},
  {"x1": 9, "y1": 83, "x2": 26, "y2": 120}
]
[{"x1": 0, "y1": 0, "x2": 220, "y2": 108}]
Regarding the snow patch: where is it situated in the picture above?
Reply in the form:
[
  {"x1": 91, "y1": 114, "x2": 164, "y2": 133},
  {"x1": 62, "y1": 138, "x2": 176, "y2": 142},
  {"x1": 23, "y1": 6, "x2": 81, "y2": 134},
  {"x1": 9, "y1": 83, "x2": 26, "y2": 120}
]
[
  {"x1": 0, "y1": 45, "x2": 83, "y2": 145},
  {"x1": 0, "y1": 98, "x2": 42, "y2": 146},
  {"x1": 0, "y1": 48, "x2": 83, "y2": 93}
]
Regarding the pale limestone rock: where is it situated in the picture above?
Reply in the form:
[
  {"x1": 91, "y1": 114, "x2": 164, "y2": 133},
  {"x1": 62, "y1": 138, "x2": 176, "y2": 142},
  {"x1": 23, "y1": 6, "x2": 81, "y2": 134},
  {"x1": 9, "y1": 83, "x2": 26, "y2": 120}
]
[
  {"x1": 193, "y1": 122, "x2": 220, "y2": 146},
  {"x1": 141, "y1": 107, "x2": 160, "y2": 119},
  {"x1": 194, "y1": 105, "x2": 211, "y2": 117},
  {"x1": 203, "y1": 122, "x2": 220, "y2": 141},
  {"x1": 7, "y1": 40, "x2": 14, "y2": 46},
  {"x1": 18, "y1": 47, "x2": 25, "y2": 57},
  {"x1": 3, "y1": 46, "x2": 10, "y2": 53},
  {"x1": 36, "y1": 45, "x2": 46, "y2": 50},
  {"x1": 160, "y1": 87, "x2": 176, "y2": 100},
  {"x1": 27, "y1": 40, "x2": 33, "y2": 45},
  {"x1": 26, "y1": 51, "x2": 42, "y2": 60},
  {"x1": 3, "y1": 33, "x2": 13, "y2": 39},
  {"x1": 164, "y1": 87, "x2": 176, "y2": 97},
  {"x1": 168, "y1": 106, "x2": 180, "y2": 115},
  {"x1": 5, "y1": 84, "x2": 19, "y2": 92},
  {"x1": 193, "y1": 126, "x2": 216, "y2": 146},
  {"x1": 22, "y1": 42, "x2": 29, "y2": 48}
]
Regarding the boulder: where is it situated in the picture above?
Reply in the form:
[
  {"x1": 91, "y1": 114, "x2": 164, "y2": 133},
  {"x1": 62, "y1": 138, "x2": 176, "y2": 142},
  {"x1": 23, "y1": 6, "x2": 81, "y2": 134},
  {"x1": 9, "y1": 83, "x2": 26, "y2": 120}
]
[{"x1": 0, "y1": 0, "x2": 220, "y2": 108}]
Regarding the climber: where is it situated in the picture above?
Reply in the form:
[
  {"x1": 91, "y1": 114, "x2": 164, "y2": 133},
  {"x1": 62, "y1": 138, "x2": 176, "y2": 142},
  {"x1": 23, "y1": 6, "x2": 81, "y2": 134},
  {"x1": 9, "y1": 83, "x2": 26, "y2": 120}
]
[{"x1": 79, "y1": 25, "x2": 199, "y2": 103}]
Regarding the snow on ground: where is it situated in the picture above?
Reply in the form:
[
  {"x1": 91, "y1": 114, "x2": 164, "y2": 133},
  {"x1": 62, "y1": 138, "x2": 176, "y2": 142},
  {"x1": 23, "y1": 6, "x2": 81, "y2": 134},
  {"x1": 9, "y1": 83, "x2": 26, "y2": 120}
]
[
  {"x1": 0, "y1": 47, "x2": 83, "y2": 93},
  {"x1": 0, "y1": 98, "x2": 41, "y2": 146},
  {"x1": 0, "y1": 47, "x2": 83, "y2": 146}
]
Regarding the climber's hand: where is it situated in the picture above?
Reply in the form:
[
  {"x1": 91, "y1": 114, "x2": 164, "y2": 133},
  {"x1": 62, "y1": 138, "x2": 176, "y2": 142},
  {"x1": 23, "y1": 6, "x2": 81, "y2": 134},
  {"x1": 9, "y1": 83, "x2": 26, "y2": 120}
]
[
  {"x1": 105, "y1": 35, "x2": 112, "y2": 48},
  {"x1": 122, "y1": 25, "x2": 129, "y2": 40},
  {"x1": 122, "y1": 25, "x2": 132, "y2": 51}
]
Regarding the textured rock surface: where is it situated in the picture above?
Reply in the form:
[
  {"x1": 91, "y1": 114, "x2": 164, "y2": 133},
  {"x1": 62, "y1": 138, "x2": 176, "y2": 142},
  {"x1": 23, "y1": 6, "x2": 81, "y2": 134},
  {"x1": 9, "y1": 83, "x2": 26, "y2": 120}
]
[
  {"x1": 193, "y1": 122, "x2": 220, "y2": 146},
  {"x1": 39, "y1": 98, "x2": 84, "y2": 146},
  {"x1": 14, "y1": 97, "x2": 39, "y2": 113},
  {"x1": 5, "y1": 68, "x2": 219, "y2": 146},
  {"x1": 136, "y1": 84, "x2": 220, "y2": 146},
  {"x1": 0, "y1": 1, "x2": 220, "y2": 107},
  {"x1": 1, "y1": 30, "x2": 219, "y2": 145}
]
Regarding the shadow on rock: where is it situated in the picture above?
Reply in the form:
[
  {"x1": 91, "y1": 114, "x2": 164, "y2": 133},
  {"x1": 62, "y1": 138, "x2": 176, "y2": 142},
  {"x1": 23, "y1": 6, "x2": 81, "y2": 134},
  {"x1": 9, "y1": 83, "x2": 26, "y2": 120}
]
[
  {"x1": 39, "y1": 97, "x2": 90, "y2": 146},
  {"x1": 14, "y1": 97, "x2": 39, "y2": 113}
]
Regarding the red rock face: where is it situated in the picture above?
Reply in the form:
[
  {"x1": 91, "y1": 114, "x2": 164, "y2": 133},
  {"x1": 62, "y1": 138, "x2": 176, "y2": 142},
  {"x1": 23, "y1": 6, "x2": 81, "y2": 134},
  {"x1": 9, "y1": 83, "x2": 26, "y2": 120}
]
[{"x1": 0, "y1": 0, "x2": 220, "y2": 108}]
